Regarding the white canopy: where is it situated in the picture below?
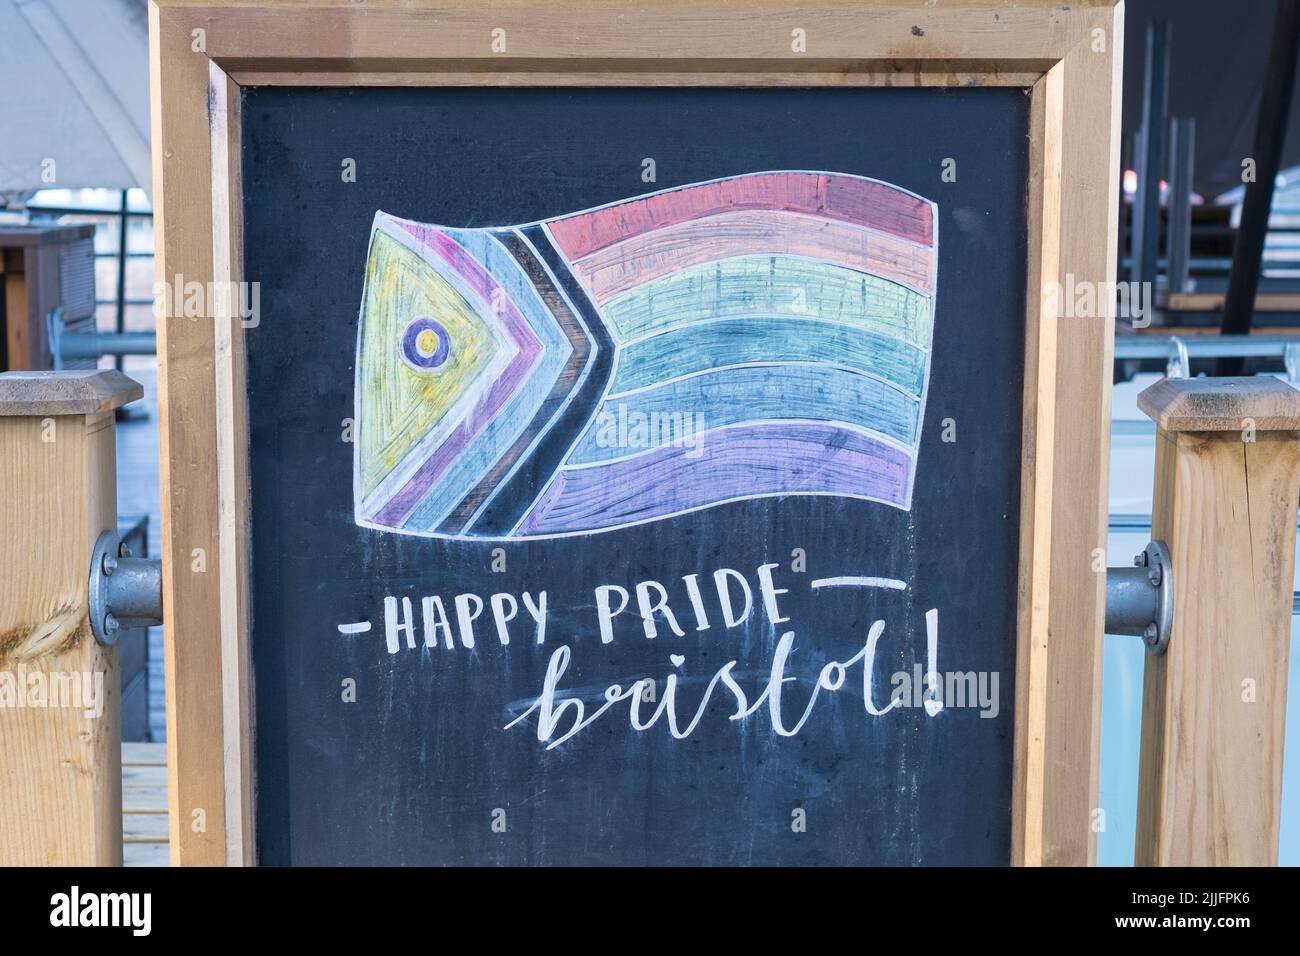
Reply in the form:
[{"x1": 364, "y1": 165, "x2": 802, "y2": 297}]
[{"x1": 0, "y1": 0, "x2": 151, "y2": 202}]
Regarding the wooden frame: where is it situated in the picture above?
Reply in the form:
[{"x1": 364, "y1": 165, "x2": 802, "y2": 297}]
[{"x1": 148, "y1": 0, "x2": 1123, "y2": 866}]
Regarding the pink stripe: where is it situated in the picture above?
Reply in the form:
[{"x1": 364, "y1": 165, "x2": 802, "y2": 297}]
[
  {"x1": 396, "y1": 221, "x2": 539, "y2": 360},
  {"x1": 571, "y1": 209, "x2": 936, "y2": 303},
  {"x1": 376, "y1": 221, "x2": 542, "y2": 524},
  {"x1": 547, "y1": 173, "x2": 934, "y2": 261}
]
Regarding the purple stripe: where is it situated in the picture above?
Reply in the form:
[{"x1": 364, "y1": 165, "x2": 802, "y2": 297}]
[
  {"x1": 519, "y1": 422, "x2": 911, "y2": 535},
  {"x1": 375, "y1": 223, "x2": 544, "y2": 527}
]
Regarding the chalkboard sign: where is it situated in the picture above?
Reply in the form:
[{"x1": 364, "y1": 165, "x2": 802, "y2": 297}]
[
  {"x1": 150, "y1": 0, "x2": 1122, "y2": 867},
  {"x1": 242, "y1": 87, "x2": 1027, "y2": 865}
]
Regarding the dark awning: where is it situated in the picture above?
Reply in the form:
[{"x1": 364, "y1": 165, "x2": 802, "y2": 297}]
[{"x1": 1123, "y1": 0, "x2": 1300, "y2": 202}]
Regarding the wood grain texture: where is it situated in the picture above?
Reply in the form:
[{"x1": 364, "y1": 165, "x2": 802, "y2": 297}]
[
  {"x1": 0, "y1": 370, "x2": 142, "y2": 417},
  {"x1": 1137, "y1": 425, "x2": 1300, "y2": 865},
  {"x1": 156, "y1": 0, "x2": 1117, "y2": 7},
  {"x1": 0, "y1": 405, "x2": 122, "y2": 865},
  {"x1": 1012, "y1": 2, "x2": 1124, "y2": 867},
  {"x1": 210, "y1": 65, "x2": 257, "y2": 867},
  {"x1": 1012, "y1": 66, "x2": 1061, "y2": 870},
  {"x1": 0, "y1": 243, "x2": 54, "y2": 372},
  {"x1": 150, "y1": 1, "x2": 229, "y2": 866},
  {"x1": 122, "y1": 749, "x2": 173, "y2": 865},
  {"x1": 2, "y1": 248, "x2": 34, "y2": 371},
  {"x1": 1165, "y1": 292, "x2": 1300, "y2": 313},
  {"x1": 1132, "y1": 325, "x2": 1300, "y2": 337},
  {"x1": 1138, "y1": 376, "x2": 1300, "y2": 433},
  {"x1": 1043, "y1": 5, "x2": 1124, "y2": 867},
  {"x1": 227, "y1": 69, "x2": 1051, "y2": 89},
  {"x1": 0, "y1": 229, "x2": 95, "y2": 373},
  {"x1": 160, "y1": 0, "x2": 1110, "y2": 71},
  {"x1": 150, "y1": 0, "x2": 1123, "y2": 865}
]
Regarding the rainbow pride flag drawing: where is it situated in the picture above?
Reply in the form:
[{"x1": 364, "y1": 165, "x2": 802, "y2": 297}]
[{"x1": 353, "y1": 171, "x2": 938, "y2": 539}]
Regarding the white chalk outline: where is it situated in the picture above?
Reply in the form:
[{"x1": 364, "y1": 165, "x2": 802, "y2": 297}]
[{"x1": 352, "y1": 171, "x2": 939, "y2": 540}]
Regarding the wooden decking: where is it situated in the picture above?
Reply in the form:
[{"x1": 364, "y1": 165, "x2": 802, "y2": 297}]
[{"x1": 122, "y1": 742, "x2": 168, "y2": 866}]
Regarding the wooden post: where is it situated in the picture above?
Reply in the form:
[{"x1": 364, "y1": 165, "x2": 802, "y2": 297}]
[
  {"x1": 0, "y1": 225, "x2": 98, "y2": 372},
  {"x1": 0, "y1": 370, "x2": 142, "y2": 865},
  {"x1": 1136, "y1": 376, "x2": 1300, "y2": 865}
]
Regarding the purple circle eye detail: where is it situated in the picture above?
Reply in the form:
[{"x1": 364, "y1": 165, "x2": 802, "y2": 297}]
[{"x1": 401, "y1": 317, "x2": 451, "y2": 370}]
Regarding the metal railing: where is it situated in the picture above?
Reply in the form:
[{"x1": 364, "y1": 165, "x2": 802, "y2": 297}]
[
  {"x1": 1115, "y1": 334, "x2": 1300, "y2": 381},
  {"x1": 26, "y1": 191, "x2": 154, "y2": 369}
]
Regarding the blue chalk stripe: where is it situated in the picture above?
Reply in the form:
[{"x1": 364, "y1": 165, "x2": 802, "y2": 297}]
[
  {"x1": 569, "y1": 362, "x2": 921, "y2": 466},
  {"x1": 609, "y1": 316, "x2": 927, "y2": 398}
]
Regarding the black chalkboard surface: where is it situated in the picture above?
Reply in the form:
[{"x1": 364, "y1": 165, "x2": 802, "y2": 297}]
[{"x1": 242, "y1": 86, "x2": 1029, "y2": 865}]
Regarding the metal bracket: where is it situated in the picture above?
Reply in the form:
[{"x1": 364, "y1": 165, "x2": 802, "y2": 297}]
[
  {"x1": 1285, "y1": 341, "x2": 1300, "y2": 386},
  {"x1": 1105, "y1": 540, "x2": 1174, "y2": 655},
  {"x1": 1166, "y1": 337, "x2": 1190, "y2": 380},
  {"x1": 88, "y1": 530, "x2": 163, "y2": 646}
]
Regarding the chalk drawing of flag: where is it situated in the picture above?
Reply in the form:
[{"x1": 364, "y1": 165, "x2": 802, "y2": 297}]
[{"x1": 353, "y1": 171, "x2": 938, "y2": 539}]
